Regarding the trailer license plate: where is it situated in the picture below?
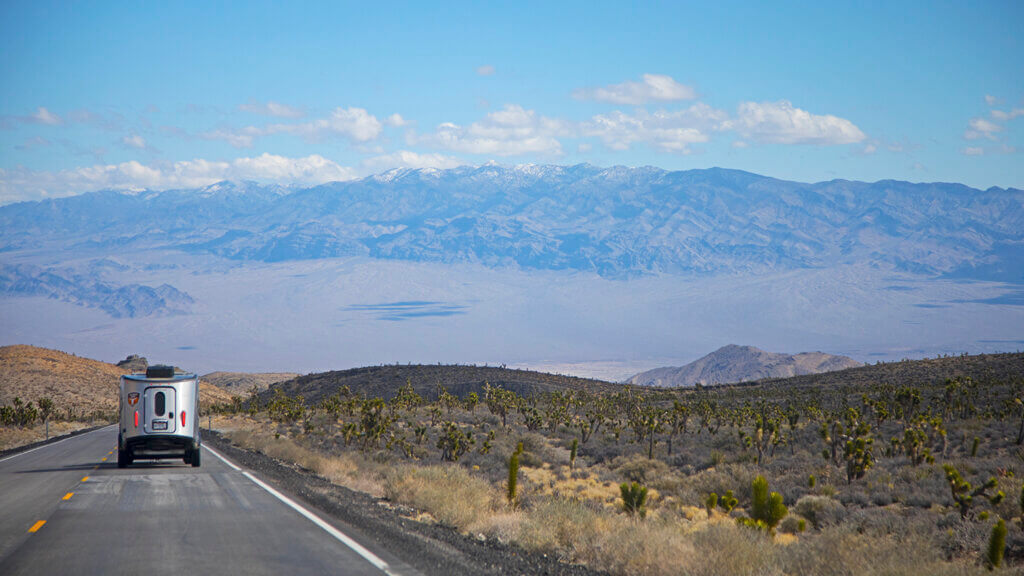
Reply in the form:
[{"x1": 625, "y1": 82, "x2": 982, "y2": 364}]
[{"x1": 152, "y1": 420, "x2": 168, "y2": 431}]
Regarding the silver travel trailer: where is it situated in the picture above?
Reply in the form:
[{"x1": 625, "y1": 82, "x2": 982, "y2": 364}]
[{"x1": 118, "y1": 365, "x2": 201, "y2": 467}]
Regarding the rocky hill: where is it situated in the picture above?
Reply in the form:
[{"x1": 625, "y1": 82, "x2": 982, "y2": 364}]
[
  {"x1": 627, "y1": 344, "x2": 862, "y2": 387},
  {"x1": 0, "y1": 345, "x2": 235, "y2": 417},
  {"x1": 202, "y1": 371, "x2": 300, "y2": 393},
  {"x1": 262, "y1": 364, "x2": 621, "y2": 406},
  {"x1": 738, "y1": 351, "x2": 1024, "y2": 394}
]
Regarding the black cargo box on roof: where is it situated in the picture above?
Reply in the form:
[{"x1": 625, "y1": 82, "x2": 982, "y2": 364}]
[{"x1": 145, "y1": 365, "x2": 176, "y2": 378}]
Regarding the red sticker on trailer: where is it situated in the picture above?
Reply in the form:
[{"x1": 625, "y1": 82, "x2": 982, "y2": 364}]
[{"x1": 128, "y1": 392, "x2": 139, "y2": 406}]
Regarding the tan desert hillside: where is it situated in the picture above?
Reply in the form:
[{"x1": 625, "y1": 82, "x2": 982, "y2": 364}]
[{"x1": 0, "y1": 345, "x2": 236, "y2": 417}]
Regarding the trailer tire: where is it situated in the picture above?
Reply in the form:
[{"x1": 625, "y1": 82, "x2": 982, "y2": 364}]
[
  {"x1": 117, "y1": 448, "x2": 129, "y2": 468},
  {"x1": 190, "y1": 447, "x2": 201, "y2": 467}
]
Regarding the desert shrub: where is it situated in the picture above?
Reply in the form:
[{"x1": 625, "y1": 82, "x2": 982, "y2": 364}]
[
  {"x1": 686, "y1": 522, "x2": 778, "y2": 576},
  {"x1": 612, "y1": 454, "x2": 670, "y2": 484},
  {"x1": 897, "y1": 464, "x2": 949, "y2": 508},
  {"x1": 382, "y1": 464, "x2": 497, "y2": 530},
  {"x1": 785, "y1": 525, "x2": 976, "y2": 576},
  {"x1": 518, "y1": 498, "x2": 695, "y2": 576},
  {"x1": 779, "y1": 514, "x2": 807, "y2": 534},
  {"x1": 795, "y1": 494, "x2": 846, "y2": 529},
  {"x1": 839, "y1": 489, "x2": 871, "y2": 507},
  {"x1": 516, "y1": 497, "x2": 603, "y2": 556},
  {"x1": 592, "y1": 515, "x2": 697, "y2": 576},
  {"x1": 682, "y1": 463, "x2": 758, "y2": 505}
]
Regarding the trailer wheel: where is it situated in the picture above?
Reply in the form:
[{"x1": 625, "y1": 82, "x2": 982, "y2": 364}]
[
  {"x1": 117, "y1": 448, "x2": 129, "y2": 468},
  {"x1": 183, "y1": 451, "x2": 191, "y2": 465},
  {"x1": 190, "y1": 447, "x2": 201, "y2": 468}
]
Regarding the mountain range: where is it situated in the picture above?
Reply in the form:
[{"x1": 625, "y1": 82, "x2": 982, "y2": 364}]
[
  {"x1": 627, "y1": 344, "x2": 862, "y2": 387},
  {"x1": 2, "y1": 164, "x2": 1022, "y2": 283}
]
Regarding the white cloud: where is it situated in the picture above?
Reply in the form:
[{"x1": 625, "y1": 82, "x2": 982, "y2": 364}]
[
  {"x1": 476, "y1": 65, "x2": 495, "y2": 76},
  {"x1": 276, "y1": 107, "x2": 382, "y2": 142},
  {"x1": 2, "y1": 106, "x2": 64, "y2": 127},
  {"x1": 964, "y1": 117, "x2": 1003, "y2": 140},
  {"x1": 963, "y1": 147, "x2": 984, "y2": 156},
  {"x1": 14, "y1": 136, "x2": 51, "y2": 151},
  {"x1": 29, "y1": 107, "x2": 62, "y2": 125},
  {"x1": 574, "y1": 74, "x2": 697, "y2": 105},
  {"x1": 201, "y1": 107, "x2": 383, "y2": 148},
  {"x1": 200, "y1": 126, "x2": 263, "y2": 148},
  {"x1": 583, "y1": 104, "x2": 727, "y2": 153},
  {"x1": 731, "y1": 140, "x2": 748, "y2": 149},
  {"x1": 0, "y1": 154, "x2": 355, "y2": 204},
  {"x1": 360, "y1": 150, "x2": 464, "y2": 173},
  {"x1": 725, "y1": 100, "x2": 866, "y2": 145},
  {"x1": 415, "y1": 104, "x2": 568, "y2": 156},
  {"x1": 384, "y1": 113, "x2": 408, "y2": 127},
  {"x1": 862, "y1": 143, "x2": 877, "y2": 155},
  {"x1": 990, "y1": 108, "x2": 1024, "y2": 121},
  {"x1": 66, "y1": 109, "x2": 125, "y2": 131},
  {"x1": 121, "y1": 134, "x2": 148, "y2": 149},
  {"x1": 238, "y1": 100, "x2": 304, "y2": 118},
  {"x1": 985, "y1": 94, "x2": 998, "y2": 106}
]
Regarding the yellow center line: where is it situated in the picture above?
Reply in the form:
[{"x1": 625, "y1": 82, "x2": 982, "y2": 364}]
[
  {"x1": 28, "y1": 520, "x2": 46, "y2": 533},
  {"x1": 63, "y1": 492, "x2": 74, "y2": 500},
  {"x1": 100, "y1": 457, "x2": 107, "y2": 462},
  {"x1": 81, "y1": 476, "x2": 89, "y2": 482},
  {"x1": 107, "y1": 451, "x2": 113, "y2": 455}
]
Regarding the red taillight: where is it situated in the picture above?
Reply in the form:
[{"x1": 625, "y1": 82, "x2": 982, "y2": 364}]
[
  {"x1": 133, "y1": 411, "x2": 138, "y2": 427},
  {"x1": 181, "y1": 410, "x2": 186, "y2": 428}
]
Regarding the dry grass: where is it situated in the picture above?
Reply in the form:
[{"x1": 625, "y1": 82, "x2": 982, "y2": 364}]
[
  {"x1": 382, "y1": 464, "x2": 500, "y2": 530},
  {"x1": 221, "y1": 417, "x2": 384, "y2": 497},
  {"x1": 0, "y1": 421, "x2": 94, "y2": 450},
  {"x1": 213, "y1": 413, "x2": 1011, "y2": 576}
]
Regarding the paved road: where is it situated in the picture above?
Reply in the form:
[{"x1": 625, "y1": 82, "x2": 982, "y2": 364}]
[{"x1": 0, "y1": 426, "x2": 405, "y2": 575}]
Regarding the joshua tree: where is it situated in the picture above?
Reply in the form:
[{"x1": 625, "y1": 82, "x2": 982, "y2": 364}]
[
  {"x1": 507, "y1": 442, "x2": 523, "y2": 507},
  {"x1": 986, "y1": 518, "x2": 1007, "y2": 570},
  {"x1": 705, "y1": 492, "x2": 718, "y2": 517},
  {"x1": 484, "y1": 383, "x2": 516, "y2": 428},
  {"x1": 436, "y1": 421, "x2": 474, "y2": 461},
  {"x1": 740, "y1": 475, "x2": 787, "y2": 534},
  {"x1": 620, "y1": 481, "x2": 648, "y2": 519},
  {"x1": 37, "y1": 397, "x2": 54, "y2": 440},
  {"x1": 943, "y1": 464, "x2": 1004, "y2": 518}
]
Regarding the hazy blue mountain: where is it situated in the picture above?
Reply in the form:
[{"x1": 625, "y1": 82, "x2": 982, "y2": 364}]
[
  {"x1": 627, "y1": 344, "x2": 862, "y2": 387},
  {"x1": 0, "y1": 263, "x2": 193, "y2": 318},
  {"x1": 2, "y1": 165, "x2": 1022, "y2": 281}
]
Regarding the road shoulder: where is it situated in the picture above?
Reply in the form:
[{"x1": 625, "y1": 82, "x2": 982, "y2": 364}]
[{"x1": 204, "y1": 430, "x2": 604, "y2": 576}]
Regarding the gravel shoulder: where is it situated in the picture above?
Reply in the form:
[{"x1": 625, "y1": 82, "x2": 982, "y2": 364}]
[{"x1": 204, "y1": 430, "x2": 605, "y2": 576}]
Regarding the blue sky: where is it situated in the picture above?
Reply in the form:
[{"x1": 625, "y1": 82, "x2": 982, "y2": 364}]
[{"x1": 1, "y1": 1, "x2": 1021, "y2": 203}]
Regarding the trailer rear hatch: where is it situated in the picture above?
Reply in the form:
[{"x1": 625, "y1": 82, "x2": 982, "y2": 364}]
[{"x1": 144, "y1": 386, "x2": 177, "y2": 434}]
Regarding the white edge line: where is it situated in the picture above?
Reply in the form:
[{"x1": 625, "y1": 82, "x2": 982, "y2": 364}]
[
  {"x1": 204, "y1": 445, "x2": 396, "y2": 576},
  {"x1": 0, "y1": 424, "x2": 116, "y2": 464}
]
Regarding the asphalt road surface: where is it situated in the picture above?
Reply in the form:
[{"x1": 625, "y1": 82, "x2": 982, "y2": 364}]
[{"x1": 0, "y1": 426, "x2": 410, "y2": 575}]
